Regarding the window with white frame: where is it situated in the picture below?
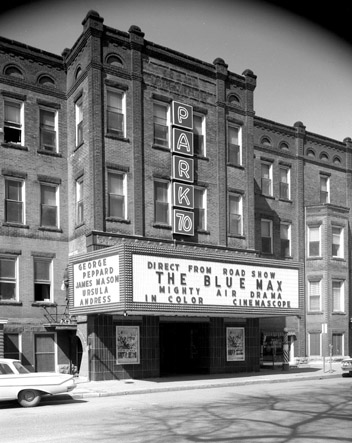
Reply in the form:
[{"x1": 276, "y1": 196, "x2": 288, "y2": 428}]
[
  {"x1": 279, "y1": 166, "x2": 290, "y2": 200},
  {"x1": 308, "y1": 280, "x2": 321, "y2": 311},
  {"x1": 153, "y1": 102, "x2": 169, "y2": 148},
  {"x1": 261, "y1": 219, "x2": 272, "y2": 253},
  {"x1": 107, "y1": 89, "x2": 125, "y2": 137},
  {"x1": 332, "y1": 226, "x2": 343, "y2": 258},
  {"x1": 154, "y1": 179, "x2": 170, "y2": 224},
  {"x1": 0, "y1": 256, "x2": 17, "y2": 302},
  {"x1": 75, "y1": 98, "x2": 83, "y2": 146},
  {"x1": 308, "y1": 226, "x2": 321, "y2": 257},
  {"x1": 332, "y1": 333, "x2": 343, "y2": 356},
  {"x1": 227, "y1": 125, "x2": 241, "y2": 166},
  {"x1": 193, "y1": 113, "x2": 205, "y2": 156},
  {"x1": 40, "y1": 184, "x2": 58, "y2": 228},
  {"x1": 308, "y1": 332, "x2": 321, "y2": 356},
  {"x1": 108, "y1": 172, "x2": 127, "y2": 219},
  {"x1": 320, "y1": 175, "x2": 329, "y2": 204},
  {"x1": 194, "y1": 187, "x2": 206, "y2": 231},
  {"x1": 280, "y1": 222, "x2": 291, "y2": 258},
  {"x1": 332, "y1": 280, "x2": 344, "y2": 312},
  {"x1": 40, "y1": 108, "x2": 57, "y2": 152},
  {"x1": 228, "y1": 193, "x2": 242, "y2": 236},
  {"x1": 4, "y1": 100, "x2": 24, "y2": 144},
  {"x1": 33, "y1": 258, "x2": 52, "y2": 302},
  {"x1": 261, "y1": 162, "x2": 272, "y2": 196},
  {"x1": 5, "y1": 178, "x2": 24, "y2": 224},
  {"x1": 76, "y1": 178, "x2": 84, "y2": 224}
]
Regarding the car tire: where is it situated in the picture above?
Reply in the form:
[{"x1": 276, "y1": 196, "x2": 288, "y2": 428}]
[{"x1": 18, "y1": 389, "x2": 41, "y2": 407}]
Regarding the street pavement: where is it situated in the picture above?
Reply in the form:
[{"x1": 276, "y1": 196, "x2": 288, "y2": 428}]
[{"x1": 71, "y1": 361, "x2": 345, "y2": 399}]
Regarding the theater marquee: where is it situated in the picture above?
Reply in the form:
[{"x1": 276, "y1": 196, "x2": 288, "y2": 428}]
[
  {"x1": 72, "y1": 253, "x2": 120, "y2": 309},
  {"x1": 132, "y1": 254, "x2": 299, "y2": 312}
]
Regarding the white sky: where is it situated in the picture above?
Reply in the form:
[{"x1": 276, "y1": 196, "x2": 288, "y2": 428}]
[{"x1": 0, "y1": 0, "x2": 351, "y2": 141}]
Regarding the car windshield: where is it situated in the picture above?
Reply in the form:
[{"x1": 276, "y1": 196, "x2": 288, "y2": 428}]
[{"x1": 13, "y1": 361, "x2": 30, "y2": 374}]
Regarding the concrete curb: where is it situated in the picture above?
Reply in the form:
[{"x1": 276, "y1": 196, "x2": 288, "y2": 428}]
[{"x1": 71, "y1": 370, "x2": 342, "y2": 399}]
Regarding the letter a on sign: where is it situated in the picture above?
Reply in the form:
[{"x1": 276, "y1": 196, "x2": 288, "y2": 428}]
[
  {"x1": 172, "y1": 101, "x2": 193, "y2": 130},
  {"x1": 173, "y1": 128, "x2": 193, "y2": 156}
]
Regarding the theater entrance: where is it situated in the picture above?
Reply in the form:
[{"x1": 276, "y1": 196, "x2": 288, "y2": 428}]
[{"x1": 160, "y1": 321, "x2": 209, "y2": 376}]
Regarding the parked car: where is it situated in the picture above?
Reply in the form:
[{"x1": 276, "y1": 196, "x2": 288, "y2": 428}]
[
  {"x1": 341, "y1": 357, "x2": 352, "y2": 377},
  {"x1": 0, "y1": 358, "x2": 76, "y2": 407}
]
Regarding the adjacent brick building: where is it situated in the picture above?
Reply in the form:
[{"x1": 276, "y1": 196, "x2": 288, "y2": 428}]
[{"x1": 0, "y1": 10, "x2": 350, "y2": 380}]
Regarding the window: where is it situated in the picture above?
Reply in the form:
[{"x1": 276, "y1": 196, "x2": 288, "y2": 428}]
[
  {"x1": 4, "y1": 65, "x2": 23, "y2": 78},
  {"x1": 4, "y1": 334, "x2": 20, "y2": 360},
  {"x1": 308, "y1": 226, "x2": 320, "y2": 257},
  {"x1": 108, "y1": 172, "x2": 127, "y2": 219},
  {"x1": 154, "y1": 180, "x2": 170, "y2": 224},
  {"x1": 0, "y1": 256, "x2": 17, "y2": 301},
  {"x1": 332, "y1": 280, "x2": 344, "y2": 312},
  {"x1": 193, "y1": 114, "x2": 205, "y2": 156},
  {"x1": 228, "y1": 194, "x2": 242, "y2": 236},
  {"x1": 153, "y1": 102, "x2": 169, "y2": 148},
  {"x1": 106, "y1": 54, "x2": 123, "y2": 67},
  {"x1": 308, "y1": 332, "x2": 321, "y2": 356},
  {"x1": 227, "y1": 125, "x2": 241, "y2": 166},
  {"x1": 5, "y1": 178, "x2": 24, "y2": 224},
  {"x1": 40, "y1": 184, "x2": 58, "y2": 228},
  {"x1": 279, "y1": 166, "x2": 290, "y2": 200},
  {"x1": 261, "y1": 219, "x2": 272, "y2": 254},
  {"x1": 75, "y1": 98, "x2": 83, "y2": 146},
  {"x1": 34, "y1": 258, "x2": 52, "y2": 302},
  {"x1": 261, "y1": 162, "x2": 272, "y2": 196},
  {"x1": 40, "y1": 108, "x2": 57, "y2": 152},
  {"x1": 308, "y1": 280, "x2": 321, "y2": 311},
  {"x1": 320, "y1": 175, "x2": 329, "y2": 204},
  {"x1": 38, "y1": 75, "x2": 55, "y2": 87},
  {"x1": 76, "y1": 178, "x2": 84, "y2": 224},
  {"x1": 332, "y1": 333, "x2": 343, "y2": 356},
  {"x1": 194, "y1": 187, "x2": 206, "y2": 230},
  {"x1": 280, "y1": 223, "x2": 291, "y2": 258},
  {"x1": 332, "y1": 226, "x2": 343, "y2": 258},
  {"x1": 107, "y1": 89, "x2": 125, "y2": 137},
  {"x1": 261, "y1": 137, "x2": 271, "y2": 147},
  {"x1": 4, "y1": 100, "x2": 23, "y2": 144}
]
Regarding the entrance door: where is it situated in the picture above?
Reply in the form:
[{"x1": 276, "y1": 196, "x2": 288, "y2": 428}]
[
  {"x1": 160, "y1": 322, "x2": 209, "y2": 376},
  {"x1": 35, "y1": 333, "x2": 55, "y2": 372}
]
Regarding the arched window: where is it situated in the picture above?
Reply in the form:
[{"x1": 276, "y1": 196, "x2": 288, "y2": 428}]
[
  {"x1": 38, "y1": 75, "x2": 55, "y2": 87},
  {"x1": 4, "y1": 65, "x2": 23, "y2": 78},
  {"x1": 228, "y1": 94, "x2": 240, "y2": 105},
  {"x1": 280, "y1": 142, "x2": 289, "y2": 151},
  {"x1": 333, "y1": 156, "x2": 342, "y2": 165},
  {"x1": 75, "y1": 67, "x2": 82, "y2": 79},
  {"x1": 106, "y1": 54, "x2": 123, "y2": 67},
  {"x1": 261, "y1": 137, "x2": 272, "y2": 147},
  {"x1": 307, "y1": 149, "x2": 315, "y2": 158},
  {"x1": 320, "y1": 152, "x2": 329, "y2": 162}
]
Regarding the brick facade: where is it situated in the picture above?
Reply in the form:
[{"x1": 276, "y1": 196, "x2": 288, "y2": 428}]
[{"x1": 0, "y1": 10, "x2": 351, "y2": 379}]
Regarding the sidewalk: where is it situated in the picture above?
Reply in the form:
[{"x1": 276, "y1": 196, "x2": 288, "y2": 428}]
[{"x1": 71, "y1": 361, "x2": 344, "y2": 399}]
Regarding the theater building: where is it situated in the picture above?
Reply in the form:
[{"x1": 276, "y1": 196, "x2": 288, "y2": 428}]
[{"x1": 0, "y1": 10, "x2": 351, "y2": 380}]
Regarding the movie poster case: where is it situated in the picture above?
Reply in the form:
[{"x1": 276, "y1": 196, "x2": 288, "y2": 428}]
[
  {"x1": 116, "y1": 326, "x2": 140, "y2": 364},
  {"x1": 226, "y1": 327, "x2": 245, "y2": 361}
]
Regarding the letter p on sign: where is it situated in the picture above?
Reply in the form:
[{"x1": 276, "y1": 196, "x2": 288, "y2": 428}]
[{"x1": 172, "y1": 101, "x2": 193, "y2": 130}]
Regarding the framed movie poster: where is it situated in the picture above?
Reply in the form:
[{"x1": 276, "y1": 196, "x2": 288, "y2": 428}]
[
  {"x1": 226, "y1": 327, "x2": 245, "y2": 361},
  {"x1": 116, "y1": 326, "x2": 140, "y2": 364}
]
